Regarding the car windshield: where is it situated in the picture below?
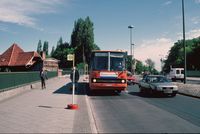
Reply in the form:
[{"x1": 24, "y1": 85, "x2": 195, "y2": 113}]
[{"x1": 148, "y1": 76, "x2": 169, "y2": 83}]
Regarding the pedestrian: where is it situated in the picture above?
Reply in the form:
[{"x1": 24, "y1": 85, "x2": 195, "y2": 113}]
[
  {"x1": 70, "y1": 67, "x2": 80, "y2": 83},
  {"x1": 40, "y1": 67, "x2": 48, "y2": 89}
]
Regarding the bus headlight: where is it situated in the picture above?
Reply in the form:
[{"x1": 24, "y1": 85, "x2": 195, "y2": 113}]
[
  {"x1": 121, "y1": 80, "x2": 125, "y2": 83},
  {"x1": 93, "y1": 79, "x2": 97, "y2": 83}
]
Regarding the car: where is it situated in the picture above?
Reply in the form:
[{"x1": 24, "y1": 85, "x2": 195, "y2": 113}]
[
  {"x1": 139, "y1": 75, "x2": 178, "y2": 97},
  {"x1": 127, "y1": 71, "x2": 136, "y2": 85}
]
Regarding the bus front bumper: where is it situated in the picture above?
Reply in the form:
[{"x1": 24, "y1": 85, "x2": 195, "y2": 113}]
[{"x1": 89, "y1": 83, "x2": 127, "y2": 90}]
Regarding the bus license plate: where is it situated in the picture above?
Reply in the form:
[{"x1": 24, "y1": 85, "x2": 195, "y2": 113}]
[{"x1": 105, "y1": 84, "x2": 113, "y2": 87}]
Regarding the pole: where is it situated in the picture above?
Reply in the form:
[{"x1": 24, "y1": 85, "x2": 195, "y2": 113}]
[
  {"x1": 72, "y1": 55, "x2": 75, "y2": 104},
  {"x1": 128, "y1": 25, "x2": 134, "y2": 74},
  {"x1": 182, "y1": 0, "x2": 187, "y2": 84},
  {"x1": 67, "y1": 54, "x2": 78, "y2": 110}
]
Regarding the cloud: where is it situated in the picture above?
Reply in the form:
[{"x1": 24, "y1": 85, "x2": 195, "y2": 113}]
[
  {"x1": 177, "y1": 29, "x2": 200, "y2": 40},
  {"x1": 0, "y1": 0, "x2": 64, "y2": 28},
  {"x1": 163, "y1": 1, "x2": 172, "y2": 6},
  {"x1": 134, "y1": 38, "x2": 173, "y2": 71},
  {"x1": 187, "y1": 29, "x2": 200, "y2": 39},
  {"x1": 0, "y1": 23, "x2": 18, "y2": 34},
  {"x1": 191, "y1": 17, "x2": 200, "y2": 25},
  {"x1": 195, "y1": 0, "x2": 200, "y2": 4}
]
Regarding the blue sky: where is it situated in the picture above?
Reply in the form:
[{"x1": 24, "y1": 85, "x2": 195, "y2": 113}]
[{"x1": 0, "y1": 0, "x2": 200, "y2": 70}]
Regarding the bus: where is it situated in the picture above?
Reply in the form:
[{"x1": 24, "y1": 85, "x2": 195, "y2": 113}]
[{"x1": 89, "y1": 50, "x2": 127, "y2": 93}]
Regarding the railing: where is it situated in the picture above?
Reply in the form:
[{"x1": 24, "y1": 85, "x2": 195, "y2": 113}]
[
  {"x1": 187, "y1": 70, "x2": 200, "y2": 77},
  {"x1": 0, "y1": 71, "x2": 57, "y2": 91}
]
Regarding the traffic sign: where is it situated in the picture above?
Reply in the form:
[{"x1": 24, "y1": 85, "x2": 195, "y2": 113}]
[{"x1": 67, "y1": 54, "x2": 74, "y2": 61}]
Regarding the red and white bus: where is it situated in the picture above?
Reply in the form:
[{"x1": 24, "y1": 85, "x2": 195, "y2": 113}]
[{"x1": 89, "y1": 50, "x2": 127, "y2": 93}]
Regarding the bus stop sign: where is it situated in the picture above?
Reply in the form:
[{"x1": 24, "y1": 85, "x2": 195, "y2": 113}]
[{"x1": 67, "y1": 54, "x2": 74, "y2": 61}]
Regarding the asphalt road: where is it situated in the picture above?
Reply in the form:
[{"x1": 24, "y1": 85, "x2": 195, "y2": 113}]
[{"x1": 87, "y1": 85, "x2": 200, "y2": 133}]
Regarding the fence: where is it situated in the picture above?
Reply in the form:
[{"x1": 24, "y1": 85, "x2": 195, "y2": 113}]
[
  {"x1": 187, "y1": 70, "x2": 200, "y2": 77},
  {"x1": 0, "y1": 71, "x2": 57, "y2": 91}
]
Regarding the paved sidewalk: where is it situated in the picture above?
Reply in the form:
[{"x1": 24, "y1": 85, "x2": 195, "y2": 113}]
[
  {"x1": 175, "y1": 82, "x2": 200, "y2": 98},
  {"x1": 0, "y1": 76, "x2": 93, "y2": 133}
]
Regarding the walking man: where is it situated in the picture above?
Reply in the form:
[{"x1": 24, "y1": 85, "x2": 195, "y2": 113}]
[{"x1": 40, "y1": 67, "x2": 48, "y2": 89}]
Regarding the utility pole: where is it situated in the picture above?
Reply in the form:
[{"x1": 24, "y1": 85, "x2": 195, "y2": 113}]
[
  {"x1": 182, "y1": 0, "x2": 187, "y2": 84},
  {"x1": 128, "y1": 25, "x2": 134, "y2": 74}
]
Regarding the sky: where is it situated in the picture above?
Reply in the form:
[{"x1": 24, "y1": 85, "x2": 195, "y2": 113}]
[{"x1": 0, "y1": 0, "x2": 200, "y2": 71}]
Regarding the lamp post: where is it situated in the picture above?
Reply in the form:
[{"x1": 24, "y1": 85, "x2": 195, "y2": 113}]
[
  {"x1": 128, "y1": 25, "x2": 134, "y2": 74},
  {"x1": 182, "y1": 0, "x2": 187, "y2": 84},
  {"x1": 159, "y1": 54, "x2": 164, "y2": 74}
]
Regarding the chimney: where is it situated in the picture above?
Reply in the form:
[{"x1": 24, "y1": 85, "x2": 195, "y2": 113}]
[{"x1": 40, "y1": 51, "x2": 46, "y2": 60}]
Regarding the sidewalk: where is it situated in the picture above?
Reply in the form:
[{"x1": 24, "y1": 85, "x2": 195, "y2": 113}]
[
  {"x1": 0, "y1": 75, "x2": 94, "y2": 133},
  {"x1": 175, "y1": 82, "x2": 200, "y2": 98}
]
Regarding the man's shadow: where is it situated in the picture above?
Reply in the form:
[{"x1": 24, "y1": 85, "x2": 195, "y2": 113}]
[{"x1": 53, "y1": 82, "x2": 87, "y2": 95}]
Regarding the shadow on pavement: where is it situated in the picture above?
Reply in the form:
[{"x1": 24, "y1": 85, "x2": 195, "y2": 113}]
[
  {"x1": 128, "y1": 91, "x2": 172, "y2": 98},
  {"x1": 53, "y1": 82, "x2": 88, "y2": 95},
  {"x1": 86, "y1": 85, "x2": 121, "y2": 97}
]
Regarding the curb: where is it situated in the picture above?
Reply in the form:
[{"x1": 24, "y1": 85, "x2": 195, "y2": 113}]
[
  {"x1": 85, "y1": 95, "x2": 98, "y2": 134},
  {"x1": 83, "y1": 79, "x2": 98, "y2": 134},
  {"x1": 178, "y1": 92, "x2": 200, "y2": 99}
]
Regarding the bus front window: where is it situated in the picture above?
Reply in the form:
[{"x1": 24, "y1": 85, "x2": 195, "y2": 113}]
[
  {"x1": 110, "y1": 53, "x2": 125, "y2": 71},
  {"x1": 94, "y1": 57, "x2": 108, "y2": 70},
  {"x1": 92, "y1": 52, "x2": 108, "y2": 71}
]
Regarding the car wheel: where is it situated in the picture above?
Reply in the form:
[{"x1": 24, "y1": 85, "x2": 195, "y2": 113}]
[{"x1": 171, "y1": 93, "x2": 176, "y2": 97}]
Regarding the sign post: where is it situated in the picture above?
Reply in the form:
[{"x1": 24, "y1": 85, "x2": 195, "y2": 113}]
[{"x1": 67, "y1": 54, "x2": 78, "y2": 110}]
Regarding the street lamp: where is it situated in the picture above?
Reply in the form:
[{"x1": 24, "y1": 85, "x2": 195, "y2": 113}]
[
  {"x1": 128, "y1": 25, "x2": 134, "y2": 74},
  {"x1": 182, "y1": 0, "x2": 187, "y2": 84},
  {"x1": 159, "y1": 54, "x2": 164, "y2": 74}
]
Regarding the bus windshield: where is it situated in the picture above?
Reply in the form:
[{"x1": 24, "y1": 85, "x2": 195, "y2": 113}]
[
  {"x1": 91, "y1": 52, "x2": 126, "y2": 71},
  {"x1": 110, "y1": 53, "x2": 125, "y2": 71}
]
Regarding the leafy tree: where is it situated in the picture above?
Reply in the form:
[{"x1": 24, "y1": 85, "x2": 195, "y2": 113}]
[
  {"x1": 135, "y1": 60, "x2": 144, "y2": 74},
  {"x1": 145, "y1": 58, "x2": 155, "y2": 73},
  {"x1": 37, "y1": 40, "x2": 42, "y2": 54},
  {"x1": 50, "y1": 46, "x2": 55, "y2": 57},
  {"x1": 43, "y1": 41, "x2": 49, "y2": 56},
  {"x1": 52, "y1": 37, "x2": 75, "y2": 68},
  {"x1": 57, "y1": 37, "x2": 63, "y2": 46},
  {"x1": 71, "y1": 16, "x2": 100, "y2": 65},
  {"x1": 163, "y1": 37, "x2": 200, "y2": 73}
]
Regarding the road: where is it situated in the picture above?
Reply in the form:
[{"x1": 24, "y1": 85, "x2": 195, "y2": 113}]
[{"x1": 87, "y1": 85, "x2": 200, "y2": 133}]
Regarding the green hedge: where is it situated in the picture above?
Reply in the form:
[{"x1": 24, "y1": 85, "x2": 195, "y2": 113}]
[{"x1": 0, "y1": 71, "x2": 57, "y2": 91}]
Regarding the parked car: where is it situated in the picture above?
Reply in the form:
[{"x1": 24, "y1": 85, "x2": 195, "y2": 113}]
[
  {"x1": 127, "y1": 71, "x2": 136, "y2": 85},
  {"x1": 139, "y1": 75, "x2": 178, "y2": 97}
]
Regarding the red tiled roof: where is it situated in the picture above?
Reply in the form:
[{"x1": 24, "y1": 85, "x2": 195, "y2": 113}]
[{"x1": 0, "y1": 43, "x2": 42, "y2": 67}]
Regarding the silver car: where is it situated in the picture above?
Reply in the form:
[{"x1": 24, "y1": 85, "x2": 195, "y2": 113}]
[{"x1": 139, "y1": 75, "x2": 178, "y2": 97}]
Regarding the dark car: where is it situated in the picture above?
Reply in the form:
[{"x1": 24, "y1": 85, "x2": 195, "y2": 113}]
[{"x1": 127, "y1": 71, "x2": 136, "y2": 85}]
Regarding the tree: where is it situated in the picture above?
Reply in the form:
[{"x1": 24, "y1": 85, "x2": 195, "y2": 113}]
[
  {"x1": 145, "y1": 58, "x2": 155, "y2": 73},
  {"x1": 70, "y1": 16, "x2": 100, "y2": 65},
  {"x1": 135, "y1": 60, "x2": 144, "y2": 74},
  {"x1": 57, "y1": 37, "x2": 63, "y2": 46},
  {"x1": 50, "y1": 46, "x2": 55, "y2": 57},
  {"x1": 43, "y1": 41, "x2": 49, "y2": 56},
  {"x1": 37, "y1": 40, "x2": 42, "y2": 54},
  {"x1": 163, "y1": 37, "x2": 200, "y2": 73},
  {"x1": 52, "y1": 37, "x2": 74, "y2": 68}
]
